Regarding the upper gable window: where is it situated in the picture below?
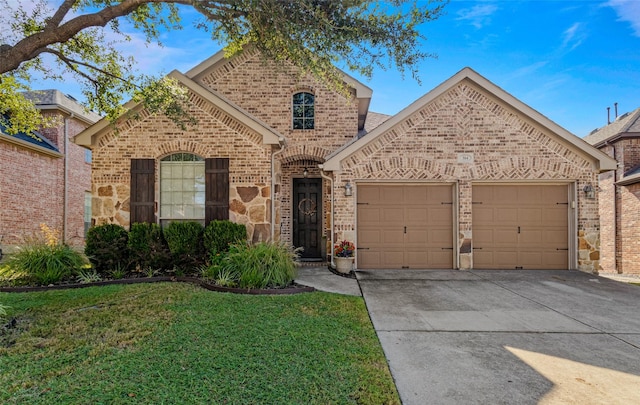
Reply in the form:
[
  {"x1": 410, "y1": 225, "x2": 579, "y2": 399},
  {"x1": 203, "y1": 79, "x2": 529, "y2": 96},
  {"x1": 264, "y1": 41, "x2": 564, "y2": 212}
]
[{"x1": 292, "y1": 92, "x2": 315, "y2": 130}]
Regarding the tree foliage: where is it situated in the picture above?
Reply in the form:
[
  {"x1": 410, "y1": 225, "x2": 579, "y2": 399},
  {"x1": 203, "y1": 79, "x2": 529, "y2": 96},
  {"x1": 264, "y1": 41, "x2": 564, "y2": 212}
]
[{"x1": 0, "y1": 0, "x2": 447, "y2": 134}]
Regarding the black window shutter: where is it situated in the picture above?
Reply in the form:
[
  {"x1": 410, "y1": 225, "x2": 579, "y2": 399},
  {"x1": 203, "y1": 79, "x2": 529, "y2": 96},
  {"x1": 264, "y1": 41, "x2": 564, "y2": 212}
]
[
  {"x1": 205, "y1": 158, "x2": 229, "y2": 224},
  {"x1": 130, "y1": 159, "x2": 155, "y2": 225}
]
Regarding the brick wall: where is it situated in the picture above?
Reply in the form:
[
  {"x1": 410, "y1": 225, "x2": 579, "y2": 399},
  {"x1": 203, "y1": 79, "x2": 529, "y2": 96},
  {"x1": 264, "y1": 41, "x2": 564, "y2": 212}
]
[
  {"x1": 90, "y1": 91, "x2": 273, "y2": 242},
  {"x1": 620, "y1": 183, "x2": 640, "y2": 274},
  {"x1": 332, "y1": 80, "x2": 601, "y2": 272},
  {"x1": 197, "y1": 51, "x2": 360, "y2": 247},
  {"x1": 597, "y1": 139, "x2": 640, "y2": 274},
  {"x1": 0, "y1": 112, "x2": 91, "y2": 250}
]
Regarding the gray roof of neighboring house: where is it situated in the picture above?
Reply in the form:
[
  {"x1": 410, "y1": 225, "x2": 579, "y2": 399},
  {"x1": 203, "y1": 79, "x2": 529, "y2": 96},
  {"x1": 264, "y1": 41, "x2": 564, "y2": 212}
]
[
  {"x1": 0, "y1": 115, "x2": 60, "y2": 154},
  {"x1": 23, "y1": 90, "x2": 101, "y2": 124},
  {"x1": 583, "y1": 107, "x2": 640, "y2": 146},
  {"x1": 358, "y1": 111, "x2": 391, "y2": 138}
]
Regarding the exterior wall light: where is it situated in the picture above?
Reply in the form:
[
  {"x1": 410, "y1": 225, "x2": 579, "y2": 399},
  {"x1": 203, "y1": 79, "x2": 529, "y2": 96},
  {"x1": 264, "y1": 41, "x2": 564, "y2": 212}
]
[
  {"x1": 583, "y1": 184, "x2": 595, "y2": 199},
  {"x1": 344, "y1": 182, "x2": 353, "y2": 196},
  {"x1": 303, "y1": 167, "x2": 308, "y2": 178}
]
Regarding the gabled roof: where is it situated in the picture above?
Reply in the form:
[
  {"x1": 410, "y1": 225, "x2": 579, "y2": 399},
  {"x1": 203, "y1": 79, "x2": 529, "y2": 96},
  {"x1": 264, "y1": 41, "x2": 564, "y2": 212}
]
[
  {"x1": 74, "y1": 70, "x2": 284, "y2": 148},
  {"x1": 323, "y1": 67, "x2": 617, "y2": 172},
  {"x1": 187, "y1": 48, "x2": 373, "y2": 130},
  {"x1": 583, "y1": 107, "x2": 640, "y2": 147}
]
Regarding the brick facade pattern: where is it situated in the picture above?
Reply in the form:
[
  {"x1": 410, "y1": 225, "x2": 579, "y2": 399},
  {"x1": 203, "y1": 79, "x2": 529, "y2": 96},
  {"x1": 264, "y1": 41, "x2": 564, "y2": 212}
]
[
  {"x1": 197, "y1": 51, "x2": 359, "y2": 247},
  {"x1": 90, "y1": 91, "x2": 274, "y2": 243},
  {"x1": 0, "y1": 112, "x2": 91, "y2": 250},
  {"x1": 597, "y1": 140, "x2": 640, "y2": 274},
  {"x1": 332, "y1": 80, "x2": 601, "y2": 272}
]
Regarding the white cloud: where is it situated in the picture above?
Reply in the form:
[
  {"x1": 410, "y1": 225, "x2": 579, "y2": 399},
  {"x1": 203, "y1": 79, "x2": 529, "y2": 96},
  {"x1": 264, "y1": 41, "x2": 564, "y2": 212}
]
[
  {"x1": 455, "y1": 4, "x2": 499, "y2": 29},
  {"x1": 606, "y1": 0, "x2": 640, "y2": 36},
  {"x1": 561, "y1": 22, "x2": 586, "y2": 51}
]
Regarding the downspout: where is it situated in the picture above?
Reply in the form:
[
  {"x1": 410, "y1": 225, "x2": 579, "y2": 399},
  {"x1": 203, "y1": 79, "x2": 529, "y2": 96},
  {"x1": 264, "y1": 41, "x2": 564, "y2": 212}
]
[
  {"x1": 604, "y1": 141, "x2": 619, "y2": 272},
  {"x1": 271, "y1": 137, "x2": 286, "y2": 241},
  {"x1": 612, "y1": 143, "x2": 619, "y2": 272},
  {"x1": 63, "y1": 116, "x2": 69, "y2": 244},
  {"x1": 318, "y1": 164, "x2": 335, "y2": 269}
]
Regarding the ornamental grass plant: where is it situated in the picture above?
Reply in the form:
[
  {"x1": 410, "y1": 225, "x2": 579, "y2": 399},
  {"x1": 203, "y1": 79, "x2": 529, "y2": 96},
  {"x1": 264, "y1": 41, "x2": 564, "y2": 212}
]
[
  {"x1": 4, "y1": 224, "x2": 87, "y2": 286},
  {"x1": 220, "y1": 241, "x2": 300, "y2": 289}
]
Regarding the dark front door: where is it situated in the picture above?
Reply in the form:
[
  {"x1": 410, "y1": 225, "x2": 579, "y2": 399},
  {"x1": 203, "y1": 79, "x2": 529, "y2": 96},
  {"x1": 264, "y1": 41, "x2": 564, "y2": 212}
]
[{"x1": 293, "y1": 178, "x2": 322, "y2": 260}]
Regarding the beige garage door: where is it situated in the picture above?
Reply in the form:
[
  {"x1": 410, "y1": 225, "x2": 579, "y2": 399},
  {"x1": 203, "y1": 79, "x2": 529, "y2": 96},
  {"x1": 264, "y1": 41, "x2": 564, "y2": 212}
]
[
  {"x1": 473, "y1": 184, "x2": 568, "y2": 270},
  {"x1": 357, "y1": 184, "x2": 454, "y2": 269}
]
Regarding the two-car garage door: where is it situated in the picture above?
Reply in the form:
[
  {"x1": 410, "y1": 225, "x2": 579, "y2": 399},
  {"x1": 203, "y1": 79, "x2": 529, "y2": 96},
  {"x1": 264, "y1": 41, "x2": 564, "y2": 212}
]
[{"x1": 356, "y1": 183, "x2": 569, "y2": 270}]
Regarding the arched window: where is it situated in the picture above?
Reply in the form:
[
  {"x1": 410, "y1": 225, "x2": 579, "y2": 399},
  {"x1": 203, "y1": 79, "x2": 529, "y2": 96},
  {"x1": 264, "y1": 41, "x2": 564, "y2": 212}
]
[
  {"x1": 292, "y1": 92, "x2": 315, "y2": 129},
  {"x1": 159, "y1": 153, "x2": 205, "y2": 226}
]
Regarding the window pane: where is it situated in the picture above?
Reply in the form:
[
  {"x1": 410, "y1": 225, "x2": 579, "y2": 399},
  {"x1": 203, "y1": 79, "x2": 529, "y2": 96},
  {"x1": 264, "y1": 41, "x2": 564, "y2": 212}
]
[
  {"x1": 304, "y1": 119, "x2": 315, "y2": 130},
  {"x1": 159, "y1": 153, "x2": 205, "y2": 221},
  {"x1": 303, "y1": 93, "x2": 314, "y2": 105},
  {"x1": 304, "y1": 105, "x2": 314, "y2": 118}
]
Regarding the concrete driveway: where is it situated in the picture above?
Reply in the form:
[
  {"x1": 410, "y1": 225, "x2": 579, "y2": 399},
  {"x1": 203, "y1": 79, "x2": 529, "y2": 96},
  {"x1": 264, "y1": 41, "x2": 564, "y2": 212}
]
[{"x1": 357, "y1": 270, "x2": 640, "y2": 405}]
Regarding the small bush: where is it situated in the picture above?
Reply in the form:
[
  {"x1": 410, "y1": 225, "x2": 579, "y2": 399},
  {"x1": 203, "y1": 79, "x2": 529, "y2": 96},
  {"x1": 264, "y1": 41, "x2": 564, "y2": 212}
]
[
  {"x1": 128, "y1": 223, "x2": 171, "y2": 272},
  {"x1": 203, "y1": 220, "x2": 247, "y2": 262},
  {"x1": 76, "y1": 269, "x2": 102, "y2": 284},
  {"x1": 85, "y1": 224, "x2": 129, "y2": 275},
  {"x1": 163, "y1": 221, "x2": 205, "y2": 272},
  {"x1": 6, "y1": 242, "x2": 87, "y2": 286},
  {"x1": 221, "y1": 242, "x2": 299, "y2": 289}
]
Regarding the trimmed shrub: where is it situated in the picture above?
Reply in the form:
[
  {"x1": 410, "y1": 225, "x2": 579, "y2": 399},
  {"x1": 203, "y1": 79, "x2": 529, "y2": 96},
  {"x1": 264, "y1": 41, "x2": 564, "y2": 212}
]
[
  {"x1": 128, "y1": 223, "x2": 171, "y2": 272},
  {"x1": 203, "y1": 220, "x2": 247, "y2": 261},
  {"x1": 85, "y1": 224, "x2": 129, "y2": 275},
  {"x1": 163, "y1": 221, "x2": 205, "y2": 272},
  {"x1": 221, "y1": 242, "x2": 299, "y2": 289}
]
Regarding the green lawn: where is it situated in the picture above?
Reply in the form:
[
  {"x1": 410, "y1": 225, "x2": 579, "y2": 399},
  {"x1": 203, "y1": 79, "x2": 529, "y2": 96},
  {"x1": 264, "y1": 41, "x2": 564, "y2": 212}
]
[{"x1": 0, "y1": 283, "x2": 399, "y2": 404}]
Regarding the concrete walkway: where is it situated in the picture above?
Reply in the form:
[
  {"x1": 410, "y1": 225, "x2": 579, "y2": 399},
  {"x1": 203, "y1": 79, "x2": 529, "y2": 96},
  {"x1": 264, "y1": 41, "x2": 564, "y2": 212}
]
[
  {"x1": 295, "y1": 266, "x2": 361, "y2": 296},
  {"x1": 357, "y1": 270, "x2": 640, "y2": 405}
]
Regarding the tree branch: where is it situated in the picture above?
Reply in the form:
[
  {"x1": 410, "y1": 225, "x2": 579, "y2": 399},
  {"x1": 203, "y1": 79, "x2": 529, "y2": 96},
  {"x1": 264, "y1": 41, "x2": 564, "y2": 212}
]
[{"x1": 46, "y1": 0, "x2": 77, "y2": 29}]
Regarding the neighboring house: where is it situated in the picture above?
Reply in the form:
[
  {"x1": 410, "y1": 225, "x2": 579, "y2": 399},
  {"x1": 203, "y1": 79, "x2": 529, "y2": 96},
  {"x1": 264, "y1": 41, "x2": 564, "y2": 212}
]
[
  {"x1": 584, "y1": 108, "x2": 640, "y2": 275},
  {"x1": 0, "y1": 90, "x2": 100, "y2": 251},
  {"x1": 74, "y1": 49, "x2": 615, "y2": 272}
]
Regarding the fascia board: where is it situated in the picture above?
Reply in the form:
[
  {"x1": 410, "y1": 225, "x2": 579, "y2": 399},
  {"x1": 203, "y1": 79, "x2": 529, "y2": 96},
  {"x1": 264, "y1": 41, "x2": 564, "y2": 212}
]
[{"x1": 1, "y1": 133, "x2": 63, "y2": 158}]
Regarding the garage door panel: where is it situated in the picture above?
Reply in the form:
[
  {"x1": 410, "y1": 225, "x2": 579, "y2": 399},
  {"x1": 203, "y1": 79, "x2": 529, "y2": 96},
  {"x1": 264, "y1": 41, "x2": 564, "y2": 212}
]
[
  {"x1": 428, "y1": 207, "x2": 454, "y2": 223},
  {"x1": 380, "y1": 187, "x2": 405, "y2": 204},
  {"x1": 519, "y1": 208, "x2": 542, "y2": 224},
  {"x1": 473, "y1": 184, "x2": 568, "y2": 270},
  {"x1": 543, "y1": 207, "x2": 568, "y2": 222},
  {"x1": 357, "y1": 184, "x2": 453, "y2": 269},
  {"x1": 405, "y1": 207, "x2": 429, "y2": 222},
  {"x1": 543, "y1": 229, "x2": 568, "y2": 245}
]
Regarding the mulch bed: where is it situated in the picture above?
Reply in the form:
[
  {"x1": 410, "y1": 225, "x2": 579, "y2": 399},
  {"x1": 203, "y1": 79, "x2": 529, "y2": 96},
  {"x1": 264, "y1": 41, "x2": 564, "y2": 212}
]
[{"x1": 0, "y1": 277, "x2": 315, "y2": 295}]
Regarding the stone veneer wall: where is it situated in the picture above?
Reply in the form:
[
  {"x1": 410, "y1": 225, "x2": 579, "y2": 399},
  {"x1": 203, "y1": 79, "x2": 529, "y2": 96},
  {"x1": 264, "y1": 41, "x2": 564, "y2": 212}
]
[
  {"x1": 90, "y1": 90, "x2": 273, "y2": 243},
  {"x1": 331, "y1": 80, "x2": 601, "y2": 272}
]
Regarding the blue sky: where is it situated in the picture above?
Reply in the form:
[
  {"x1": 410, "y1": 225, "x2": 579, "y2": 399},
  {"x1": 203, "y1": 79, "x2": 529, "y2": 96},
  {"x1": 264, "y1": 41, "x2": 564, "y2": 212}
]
[{"x1": 24, "y1": 0, "x2": 640, "y2": 137}]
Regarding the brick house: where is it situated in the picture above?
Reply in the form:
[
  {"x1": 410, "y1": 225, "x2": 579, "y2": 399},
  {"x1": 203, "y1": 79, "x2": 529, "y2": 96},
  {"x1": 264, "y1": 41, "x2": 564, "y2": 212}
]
[
  {"x1": 584, "y1": 108, "x2": 640, "y2": 275},
  {"x1": 0, "y1": 90, "x2": 99, "y2": 252},
  {"x1": 74, "y1": 49, "x2": 615, "y2": 272}
]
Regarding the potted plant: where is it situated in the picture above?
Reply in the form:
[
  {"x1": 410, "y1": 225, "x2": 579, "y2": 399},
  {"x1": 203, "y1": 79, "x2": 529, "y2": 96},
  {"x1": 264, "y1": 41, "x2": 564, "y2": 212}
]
[{"x1": 334, "y1": 240, "x2": 355, "y2": 274}]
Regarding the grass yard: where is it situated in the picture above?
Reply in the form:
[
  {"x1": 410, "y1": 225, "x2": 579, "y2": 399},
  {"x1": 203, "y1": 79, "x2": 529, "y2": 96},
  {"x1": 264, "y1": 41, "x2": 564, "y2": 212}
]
[{"x1": 0, "y1": 283, "x2": 399, "y2": 404}]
